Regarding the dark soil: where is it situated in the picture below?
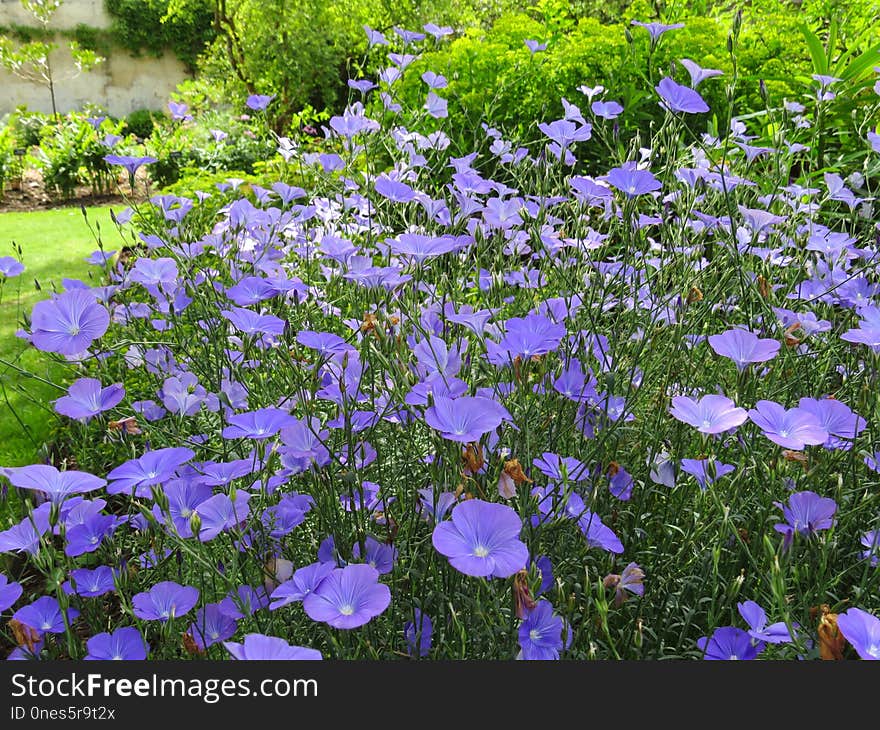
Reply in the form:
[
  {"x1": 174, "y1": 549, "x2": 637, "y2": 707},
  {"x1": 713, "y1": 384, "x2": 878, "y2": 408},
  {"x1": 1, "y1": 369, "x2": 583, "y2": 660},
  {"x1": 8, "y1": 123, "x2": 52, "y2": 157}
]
[{"x1": 0, "y1": 169, "x2": 149, "y2": 214}]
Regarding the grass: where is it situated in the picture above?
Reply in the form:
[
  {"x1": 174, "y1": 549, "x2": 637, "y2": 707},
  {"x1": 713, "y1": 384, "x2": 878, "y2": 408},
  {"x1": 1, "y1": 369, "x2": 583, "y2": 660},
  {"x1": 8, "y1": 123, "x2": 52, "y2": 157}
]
[{"x1": 0, "y1": 206, "x2": 124, "y2": 470}]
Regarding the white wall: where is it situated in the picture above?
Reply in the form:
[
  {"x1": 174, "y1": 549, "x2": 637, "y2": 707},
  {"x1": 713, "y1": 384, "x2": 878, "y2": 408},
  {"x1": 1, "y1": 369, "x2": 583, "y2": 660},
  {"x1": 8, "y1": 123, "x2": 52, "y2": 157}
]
[
  {"x1": 0, "y1": 0, "x2": 111, "y2": 29},
  {"x1": 0, "y1": 0, "x2": 191, "y2": 116}
]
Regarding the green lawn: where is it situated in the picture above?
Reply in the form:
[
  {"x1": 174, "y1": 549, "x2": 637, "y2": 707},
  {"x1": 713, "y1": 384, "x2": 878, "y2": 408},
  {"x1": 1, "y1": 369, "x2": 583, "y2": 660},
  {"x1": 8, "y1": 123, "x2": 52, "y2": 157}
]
[{"x1": 0, "y1": 206, "x2": 124, "y2": 470}]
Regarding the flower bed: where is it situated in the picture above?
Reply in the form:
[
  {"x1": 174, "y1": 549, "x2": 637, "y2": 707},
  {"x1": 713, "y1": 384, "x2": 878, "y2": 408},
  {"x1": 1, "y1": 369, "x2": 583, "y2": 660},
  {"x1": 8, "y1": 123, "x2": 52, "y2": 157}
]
[{"x1": 1, "y1": 21, "x2": 880, "y2": 661}]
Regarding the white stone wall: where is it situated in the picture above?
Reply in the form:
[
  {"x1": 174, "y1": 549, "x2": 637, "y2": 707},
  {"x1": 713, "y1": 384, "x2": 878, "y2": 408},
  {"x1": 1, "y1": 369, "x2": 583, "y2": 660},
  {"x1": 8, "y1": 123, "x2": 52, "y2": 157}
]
[
  {"x1": 0, "y1": 0, "x2": 191, "y2": 117},
  {"x1": 0, "y1": 0, "x2": 112, "y2": 29}
]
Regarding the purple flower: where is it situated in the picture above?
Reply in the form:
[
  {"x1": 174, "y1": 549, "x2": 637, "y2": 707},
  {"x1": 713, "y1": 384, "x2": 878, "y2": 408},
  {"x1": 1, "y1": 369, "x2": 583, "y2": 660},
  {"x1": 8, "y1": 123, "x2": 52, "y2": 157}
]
[
  {"x1": 106, "y1": 447, "x2": 194, "y2": 497},
  {"x1": 54, "y1": 377, "x2": 124, "y2": 422},
  {"x1": 193, "y1": 492, "x2": 252, "y2": 542},
  {"x1": 518, "y1": 601, "x2": 566, "y2": 660},
  {"x1": 631, "y1": 20, "x2": 685, "y2": 41},
  {"x1": 797, "y1": 397, "x2": 866, "y2": 445},
  {"x1": 104, "y1": 155, "x2": 157, "y2": 177},
  {"x1": 302, "y1": 563, "x2": 391, "y2": 629},
  {"x1": 418, "y1": 488, "x2": 459, "y2": 523},
  {"x1": 0, "y1": 573, "x2": 23, "y2": 611},
  {"x1": 432, "y1": 499, "x2": 528, "y2": 578},
  {"x1": 656, "y1": 77, "x2": 709, "y2": 114},
  {"x1": 487, "y1": 313, "x2": 566, "y2": 364},
  {"x1": 861, "y1": 530, "x2": 880, "y2": 566},
  {"x1": 374, "y1": 175, "x2": 416, "y2": 203},
  {"x1": 245, "y1": 94, "x2": 274, "y2": 111},
  {"x1": 537, "y1": 119, "x2": 592, "y2": 149},
  {"x1": 221, "y1": 307, "x2": 286, "y2": 337},
  {"x1": 591, "y1": 100, "x2": 623, "y2": 119},
  {"x1": 62, "y1": 566, "x2": 117, "y2": 598},
  {"x1": 669, "y1": 394, "x2": 748, "y2": 434},
  {"x1": 188, "y1": 604, "x2": 238, "y2": 650},
  {"x1": 425, "y1": 91, "x2": 448, "y2": 118},
  {"x1": 837, "y1": 608, "x2": 880, "y2": 660},
  {"x1": 680, "y1": 458, "x2": 735, "y2": 490},
  {"x1": 737, "y1": 601, "x2": 795, "y2": 644},
  {"x1": 423, "y1": 23, "x2": 453, "y2": 39},
  {"x1": 679, "y1": 58, "x2": 723, "y2": 88},
  {"x1": 605, "y1": 164, "x2": 662, "y2": 197},
  {"x1": 219, "y1": 585, "x2": 270, "y2": 619},
  {"x1": 424, "y1": 395, "x2": 509, "y2": 442},
  {"x1": 578, "y1": 510, "x2": 624, "y2": 553},
  {"x1": 168, "y1": 101, "x2": 192, "y2": 121},
  {"x1": 708, "y1": 329, "x2": 780, "y2": 370},
  {"x1": 0, "y1": 256, "x2": 24, "y2": 278},
  {"x1": 85, "y1": 627, "x2": 149, "y2": 660},
  {"x1": 405, "y1": 609, "x2": 433, "y2": 657},
  {"x1": 773, "y1": 490, "x2": 836, "y2": 546},
  {"x1": 222, "y1": 408, "x2": 297, "y2": 440},
  {"x1": 0, "y1": 506, "x2": 51, "y2": 555},
  {"x1": 524, "y1": 39, "x2": 547, "y2": 53},
  {"x1": 64, "y1": 500, "x2": 119, "y2": 557},
  {"x1": 30, "y1": 289, "x2": 110, "y2": 355},
  {"x1": 748, "y1": 401, "x2": 828, "y2": 450},
  {"x1": 13, "y1": 596, "x2": 80, "y2": 634},
  {"x1": 270, "y1": 562, "x2": 335, "y2": 610},
  {"x1": 130, "y1": 257, "x2": 178, "y2": 292},
  {"x1": 352, "y1": 536, "x2": 397, "y2": 575},
  {"x1": 161, "y1": 373, "x2": 207, "y2": 416},
  {"x1": 132, "y1": 581, "x2": 199, "y2": 622},
  {"x1": 225, "y1": 633, "x2": 322, "y2": 660},
  {"x1": 532, "y1": 452, "x2": 589, "y2": 482},
  {"x1": 697, "y1": 627, "x2": 762, "y2": 660},
  {"x1": 4, "y1": 464, "x2": 105, "y2": 505},
  {"x1": 388, "y1": 234, "x2": 460, "y2": 263}
]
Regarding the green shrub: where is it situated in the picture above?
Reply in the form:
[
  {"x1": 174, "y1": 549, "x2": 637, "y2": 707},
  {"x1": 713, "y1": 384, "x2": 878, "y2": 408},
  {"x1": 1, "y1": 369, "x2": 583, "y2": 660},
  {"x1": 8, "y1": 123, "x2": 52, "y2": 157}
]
[
  {"x1": 0, "y1": 122, "x2": 20, "y2": 193},
  {"x1": 34, "y1": 113, "x2": 127, "y2": 198},
  {"x1": 124, "y1": 109, "x2": 160, "y2": 140},
  {"x1": 393, "y1": 10, "x2": 814, "y2": 164},
  {"x1": 11, "y1": 108, "x2": 48, "y2": 148}
]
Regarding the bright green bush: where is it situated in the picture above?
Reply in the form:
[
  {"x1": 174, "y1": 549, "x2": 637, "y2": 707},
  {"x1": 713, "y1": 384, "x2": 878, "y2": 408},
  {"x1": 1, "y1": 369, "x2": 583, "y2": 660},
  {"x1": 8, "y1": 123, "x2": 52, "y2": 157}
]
[{"x1": 394, "y1": 9, "x2": 813, "y2": 161}]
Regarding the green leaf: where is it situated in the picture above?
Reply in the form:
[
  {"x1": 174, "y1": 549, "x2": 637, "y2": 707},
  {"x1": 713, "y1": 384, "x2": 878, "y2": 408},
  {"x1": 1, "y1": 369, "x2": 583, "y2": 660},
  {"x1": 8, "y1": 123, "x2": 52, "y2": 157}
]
[
  {"x1": 800, "y1": 23, "x2": 829, "y2": 76},
  {"x1": 839, "y1": 43, "x2": 880, "y2": 82}
]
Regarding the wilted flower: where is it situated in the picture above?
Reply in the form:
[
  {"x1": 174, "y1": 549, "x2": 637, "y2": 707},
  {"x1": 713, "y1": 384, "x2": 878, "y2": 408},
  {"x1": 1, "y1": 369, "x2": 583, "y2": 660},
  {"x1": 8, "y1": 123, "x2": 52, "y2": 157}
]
[{"x1": 603, "y1": 562, "x2": 645, "y2": 607}]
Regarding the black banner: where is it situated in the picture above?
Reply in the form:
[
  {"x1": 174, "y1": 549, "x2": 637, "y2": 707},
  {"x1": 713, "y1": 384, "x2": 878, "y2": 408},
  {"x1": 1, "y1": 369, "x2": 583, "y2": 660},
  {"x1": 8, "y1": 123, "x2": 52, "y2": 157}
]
[{"x1": 0, "y1": 660, "x2": 872, "y2": 724}]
